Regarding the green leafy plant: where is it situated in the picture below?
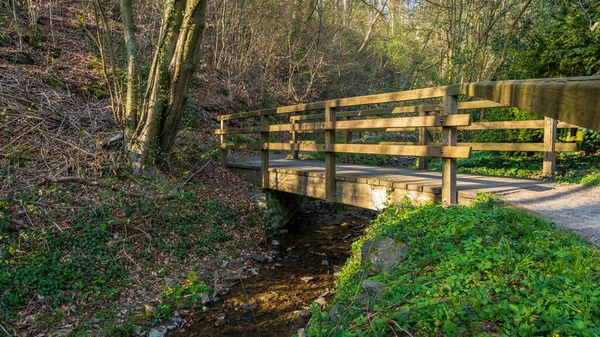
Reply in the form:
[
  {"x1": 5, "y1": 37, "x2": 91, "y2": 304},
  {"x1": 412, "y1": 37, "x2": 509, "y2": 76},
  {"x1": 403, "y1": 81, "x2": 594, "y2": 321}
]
[
  {"x1": 309, "y1": 195, "x2": 600, "y2": 336},
  {"x1": 581, "y1": 173, "x2": 600, "y2": 186}
]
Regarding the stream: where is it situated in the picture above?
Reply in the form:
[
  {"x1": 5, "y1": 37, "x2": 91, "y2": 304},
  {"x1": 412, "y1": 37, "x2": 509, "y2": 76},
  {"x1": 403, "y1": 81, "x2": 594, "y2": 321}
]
[{"x1": 172, "y1": 201, "x2": 376, "y2": 337}]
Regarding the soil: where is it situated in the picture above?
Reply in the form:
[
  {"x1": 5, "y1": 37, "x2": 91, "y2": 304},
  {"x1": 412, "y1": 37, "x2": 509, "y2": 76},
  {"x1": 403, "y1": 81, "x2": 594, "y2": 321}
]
[
  {"x1": 171, "y1": 202, "x2": 376, "y2": 337},
  {"x1": 499, "y1": 183, "x2": 600, "y2": 246}
]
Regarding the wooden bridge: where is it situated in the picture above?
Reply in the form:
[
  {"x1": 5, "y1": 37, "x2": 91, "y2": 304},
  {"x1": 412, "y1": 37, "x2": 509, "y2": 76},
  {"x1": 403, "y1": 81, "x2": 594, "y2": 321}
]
[{"x1": 216, "y1": 76, "x2": 600, "y2": 209}]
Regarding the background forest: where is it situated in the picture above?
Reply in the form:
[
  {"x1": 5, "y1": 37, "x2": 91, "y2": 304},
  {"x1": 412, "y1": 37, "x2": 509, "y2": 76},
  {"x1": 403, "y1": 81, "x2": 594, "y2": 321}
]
[{"x1": 1, "y1": 0, "x2": 600, "y2": 335}]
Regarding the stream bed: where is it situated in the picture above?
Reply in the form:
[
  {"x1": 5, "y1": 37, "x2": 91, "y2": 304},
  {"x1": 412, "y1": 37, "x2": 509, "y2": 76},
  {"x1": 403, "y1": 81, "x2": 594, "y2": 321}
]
[{"x1": 172, "y1": 201, "x2": 376, "y2": 337}]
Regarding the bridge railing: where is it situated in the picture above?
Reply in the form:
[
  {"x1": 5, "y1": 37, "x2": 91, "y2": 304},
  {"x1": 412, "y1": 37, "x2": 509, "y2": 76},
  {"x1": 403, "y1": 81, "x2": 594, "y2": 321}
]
[
  {"x1": 216, "y1": 81, "x2": 587, "y2": 206},
  {"x1": 287, "y1": 105, "x2": 580, "y2": 175}
]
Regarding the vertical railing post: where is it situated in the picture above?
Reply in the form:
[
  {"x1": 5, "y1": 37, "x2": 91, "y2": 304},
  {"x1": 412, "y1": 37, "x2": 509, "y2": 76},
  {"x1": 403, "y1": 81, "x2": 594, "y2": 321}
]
[
  {"x1": 418, "y1": 110, "x2": 429, "y2": 170},
  {"x1": 342, "y1": 117, "x2": 350, "y2": 163},
  {"x1": 543, "y1": 116, "x2": 557, "y2": 178},
  {"x1": 261, "y1": 114, "x2": 270, "y2": 189},
  {"x1": 290, "y1": 118, "x2": 299, "y2": 159},
  {"x1": 442, "y1": 95, "x2": 458, "y2": 206},
  {"x1": 325, "y1": 106, "x2": 336, "y2": 202},
  {"x1": 220, "y1": 119, "x2": 227, "y2": 165}
]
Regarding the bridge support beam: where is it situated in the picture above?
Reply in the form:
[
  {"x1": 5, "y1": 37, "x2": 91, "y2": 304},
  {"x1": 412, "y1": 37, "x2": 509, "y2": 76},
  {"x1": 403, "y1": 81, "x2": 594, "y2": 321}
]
[
  {"x1": 442, "y1": 95, "x2": 458, "y2": 206},
  {"x1": 220, "y1": 119, "x2": 227, "y2": 165},
  {"x1": 543, "y1": 117, "x2": 557, "y2": 178},
  {"x1": 261, "y1": 115, "x2": 270, "y2": 189},
  {"x1": 325, "y1": 107, "x2": 336, "y2": 202},
  {"x1": 418, "y1": 110, "x2": 429, "y2": 170},
  {"x1": 290, "y1": 119, "x2": 299, "y2": 160}
]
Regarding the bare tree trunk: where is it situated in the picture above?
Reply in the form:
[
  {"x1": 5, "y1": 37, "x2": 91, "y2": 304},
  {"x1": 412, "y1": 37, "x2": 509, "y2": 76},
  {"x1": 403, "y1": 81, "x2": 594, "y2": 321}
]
[
  {"x1": 121, "y1": 0, "x2": 209, "y2": 176},
  {"x1": 120, "y1": 0, "x2": 139, "y2": 148}
]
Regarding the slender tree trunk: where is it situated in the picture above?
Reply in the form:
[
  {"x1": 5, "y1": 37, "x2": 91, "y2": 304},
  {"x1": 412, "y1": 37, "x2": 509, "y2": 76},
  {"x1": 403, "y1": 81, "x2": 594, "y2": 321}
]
[
  {"x1": 121, "y1": 0, "x2": 209, "y2": 176},
  {"x1": 120, "y1": 0, "x2": 139, "y2": 148}
]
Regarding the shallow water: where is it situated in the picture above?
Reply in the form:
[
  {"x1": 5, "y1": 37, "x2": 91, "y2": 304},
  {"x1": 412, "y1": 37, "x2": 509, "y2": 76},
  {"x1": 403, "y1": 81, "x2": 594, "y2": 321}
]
[{"x1": 173, "y1": 201, "x2": 375, "y2": 337}]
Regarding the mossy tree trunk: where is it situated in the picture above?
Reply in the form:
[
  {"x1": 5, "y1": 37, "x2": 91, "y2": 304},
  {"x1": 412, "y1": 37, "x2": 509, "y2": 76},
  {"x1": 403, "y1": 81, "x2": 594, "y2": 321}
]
[{"x1": 119, "y1": 0, "x2": 208, "y2": 175}]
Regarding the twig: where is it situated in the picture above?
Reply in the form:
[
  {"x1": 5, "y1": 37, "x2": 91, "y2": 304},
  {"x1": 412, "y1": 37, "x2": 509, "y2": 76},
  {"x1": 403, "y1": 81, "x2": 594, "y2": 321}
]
[
  {"x1": 0, "y1": 323, "x2": 11, "y2": 336},
  {"x1": 180, "y1": 159, "x2": 212, "y2": 187},
  {"x1": 8, "y1": 218, "x2": 26, "y2": 229},
  {"x1": 387, "y1": 319, "x2": 414, "y2": 337},
  {"x1": 326, "y1": 239, "x2": 376, "y2": 337},
  {"x1": 239, "y1": 276, "x2": 261, "y2": 337},
  {"x1": 101, "y1": 133, "x2": 123, "y2": 148}
]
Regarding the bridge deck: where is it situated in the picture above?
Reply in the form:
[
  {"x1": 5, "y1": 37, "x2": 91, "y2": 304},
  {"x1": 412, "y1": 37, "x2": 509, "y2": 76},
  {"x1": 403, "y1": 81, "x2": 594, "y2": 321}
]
[{"x1": 227, "y1": 157, "x2": 548, "y2": 208}]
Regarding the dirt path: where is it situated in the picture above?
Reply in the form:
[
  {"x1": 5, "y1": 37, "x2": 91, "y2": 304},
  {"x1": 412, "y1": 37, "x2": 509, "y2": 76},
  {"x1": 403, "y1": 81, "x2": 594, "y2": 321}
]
[{"x1": 499, "y1": 184, "x2": 600, "y2": 246}]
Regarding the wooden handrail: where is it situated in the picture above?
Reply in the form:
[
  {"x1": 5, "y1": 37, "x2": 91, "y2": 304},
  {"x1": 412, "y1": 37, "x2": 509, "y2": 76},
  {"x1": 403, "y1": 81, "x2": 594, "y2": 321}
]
[
  {"x1": 289, "y1": 100, "x2": 506, "y2": 122},
  {"x1": 217, "y1": 85, "x2": 461, "y2": 121},
  {"x1": 216, "y1": 114, "x2": 472, "y2": 134}
]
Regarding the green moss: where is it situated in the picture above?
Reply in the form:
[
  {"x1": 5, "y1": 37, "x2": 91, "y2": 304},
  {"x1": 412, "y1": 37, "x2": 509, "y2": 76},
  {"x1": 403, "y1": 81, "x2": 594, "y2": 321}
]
[{"x1": 44, "y1": 75, "x2": 65, "y2": 89}]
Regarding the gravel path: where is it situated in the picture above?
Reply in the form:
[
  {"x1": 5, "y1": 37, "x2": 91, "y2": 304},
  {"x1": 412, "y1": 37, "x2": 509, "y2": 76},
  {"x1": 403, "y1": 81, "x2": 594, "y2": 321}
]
[{"x1": 500, "y1": 184, "x2": 600, "y2": 246}]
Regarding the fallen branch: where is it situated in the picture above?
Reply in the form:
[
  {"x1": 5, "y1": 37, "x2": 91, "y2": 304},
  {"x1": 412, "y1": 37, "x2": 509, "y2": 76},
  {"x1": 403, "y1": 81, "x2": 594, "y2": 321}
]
[
  {"x1": 176, "y1": 159, "x2": 212, "y2": 190},
  {"x1": 100, "y1": 133, "x2": 123, "y2": 148}
]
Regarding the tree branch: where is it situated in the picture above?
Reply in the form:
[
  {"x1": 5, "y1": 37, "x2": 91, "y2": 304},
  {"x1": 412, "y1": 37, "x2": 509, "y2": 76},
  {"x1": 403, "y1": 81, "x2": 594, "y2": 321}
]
[{"x1": 491, "y1": 0, "x2": 533, "y2": 79}]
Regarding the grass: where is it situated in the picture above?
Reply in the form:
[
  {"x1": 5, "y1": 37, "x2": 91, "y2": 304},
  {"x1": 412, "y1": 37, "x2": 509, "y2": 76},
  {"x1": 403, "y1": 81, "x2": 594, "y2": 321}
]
[{"x1": 307, "y1": 195, "x2": 600, "y2": 336}]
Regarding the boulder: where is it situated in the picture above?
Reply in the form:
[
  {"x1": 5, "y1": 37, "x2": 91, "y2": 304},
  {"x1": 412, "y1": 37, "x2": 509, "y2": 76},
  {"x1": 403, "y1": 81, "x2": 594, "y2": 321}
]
[
  {"x1": 361, "y1": 280, "x2": 384, "y2": 297},
  {"x1": 360, "y1": 237, "x2": 408, "y2": 275}
]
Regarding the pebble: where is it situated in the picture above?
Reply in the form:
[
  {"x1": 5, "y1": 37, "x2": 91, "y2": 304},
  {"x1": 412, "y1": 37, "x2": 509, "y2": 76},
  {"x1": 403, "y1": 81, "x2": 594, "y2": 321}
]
[
  {"x1": 170, "y1": 317, "x2": 183, "y2": 326},
  {"x1": 214, "y1": 313, "x2": 227, "y2": 327},
  {"x1": 148, "y1": 327, "x2": 167, "y2": 337},
  {"x1": 361, "y1": 280, "x2": 384, "y2": 294},
  {"x1": 200, "y1": 293, "x2": 211, "y2": 305},
  {"x1": 271, "y1": 239, "x2": 280, "y2": 246},
  {"x1": 314, "y1": 297, "x2": 327, "y2": 307},
  {"x1": 300, "y1": 276, "x2": 314, "y2": 283},
  {"x1": 251, "y1": 254, "x2": 266, "y2": 262},
  {"x1": 321, "y1": 260, "x2": 329, "y2": 266},
  {"x1": 329, "y1": 305, "x2": 340, "y2": 322},
  {"x1": 144, "y1": 304, "x2": 157, "y2": 314}
]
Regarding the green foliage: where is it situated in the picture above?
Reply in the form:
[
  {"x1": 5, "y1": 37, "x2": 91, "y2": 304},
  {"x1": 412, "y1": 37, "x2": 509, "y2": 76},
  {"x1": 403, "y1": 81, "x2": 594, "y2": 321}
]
[
  {"x1": 0, "y1": 182, "x2": 248, "y2": 320},
  {"x1": 468, "y1": 107, "x2": 542, "y2": 144},
  {"x1": 309, "y1": 197, "x2": 600, "y2": 336},
  {"x1": 43, "y1": 75, "x2": 66, "y2": 89},
  {"x1": 581, "y1": 173, "x2": 600, "y2": 186},
  {"x1": 429, "y1": 152, "x2": 542, "y2": 178},
  {"x1": 155, "y1": 304, "x2": 173, "y2": 320},
  {"x1": 428, "y1": 151, "x2": 600, "y2": 184},
  {"x1": 163, "y1": 272, "x2": 211, "y2": 307},
  {"x1": 0, "y1": 218, "x2": 126, "y2": 318},
  {"x1": 105, "y1": 324, "x2": 135, "y2": 337}
]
